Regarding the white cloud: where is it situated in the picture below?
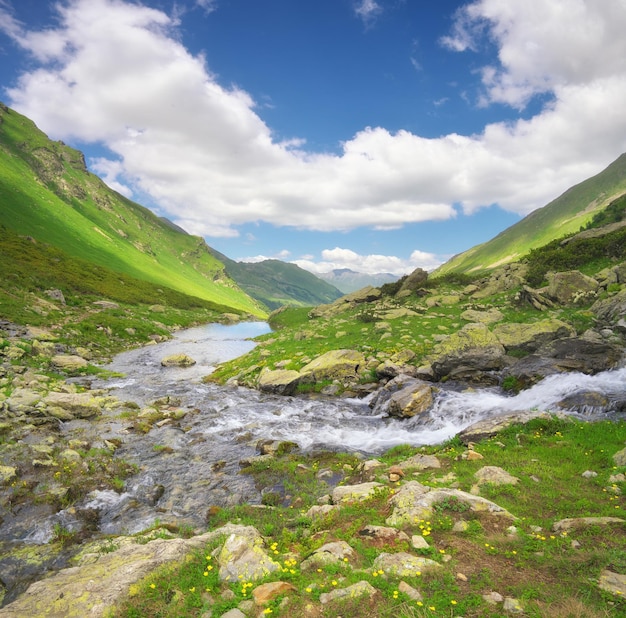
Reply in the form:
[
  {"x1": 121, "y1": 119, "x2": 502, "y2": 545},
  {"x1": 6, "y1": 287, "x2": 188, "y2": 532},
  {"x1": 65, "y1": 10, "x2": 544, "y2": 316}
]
[
  {"x1": 1, "y1": 0, "x2": 626, "y2": 239},
  {"x1": 292, "y1": 247, "x2": 442, "y2": 276},
  {"x1": 354, "y1": 0, "x2": 382, "y2": 27}
]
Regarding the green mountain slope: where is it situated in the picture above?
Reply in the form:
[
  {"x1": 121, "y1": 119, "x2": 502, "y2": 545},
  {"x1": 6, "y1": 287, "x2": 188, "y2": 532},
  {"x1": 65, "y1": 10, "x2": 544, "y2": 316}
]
[
  {"x1": 436, "y1": 153, "x2": 626, "y2": 275},
  {"x1": 0, "y1": 103, "x2": 265, "y2": 317},
  {"x1": 207, "y1": 248, "x2": 343, "y2": 310}
]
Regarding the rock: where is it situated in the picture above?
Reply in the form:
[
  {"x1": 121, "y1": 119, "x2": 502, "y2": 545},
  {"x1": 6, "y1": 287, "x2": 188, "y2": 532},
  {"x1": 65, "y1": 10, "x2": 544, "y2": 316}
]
[
  {"x1": 483, "y1": 591, "x2": 504, "y2": 604},
  {"x1": 536, "y1": 337, "x2": 623, "y2": 374},
  {"x1": 398, "y1": 580, "x2": 422, "y2": 601},
  {"x1": 387, "y1": 381, "x2": 434, "y2": 418},
  {"x1": 466, "y1": 450, "x2": 484, "y2": 461},
  {"x1": 319, "y1": 580, "x2": 378, "y2": 605},
  {"x1": 460, "y1": 308, "x2": 505, "y2": 324},
  {"x1": 411, "y1": 535, "x2": 430, "y2": 549},
  {"x1": 51, "y1": 354, "x2": 89, "y2": 371},
  {"x1": 613, "y1": 447, "x2": 626, "y2": 467},
  {"x1": 598, "y1": 570, "x2": 626, "y2": 596},
  {"x1": 458, "y1": 412, "x2": 550, "y2": 444},
  {"x1": 45, "y1": 289, "x2": 66, "y2": 305},
  {"x1": 220, "y1": 609, "x2": 246, "y2": 618},
  {"x1": 552, "y1": 517, "x2": 625, "y2": 532},
  {"x1": 309, "y1": 287, "x2": 381, "y2": 318},
  {"x1": 332, "y1": 482, "x2": 383, "y2": 505},
  {"x1": 581, "y1": 470, "x2": 598, "y2": 478},
  {"x1": 503, "y1": 597, "x2": 524, "y2": 613},
  {"x1": 0, "y1": 530, "x2": 225, "y2": 618},
  {"x1": 400, "y1": 454, "x2": 441, "y2": 470},
  {"x1": 217, "y1": 527, "x2": 281, "y2": 583},
  {"x1": 592, "y1": 288, "x2": 626, "y2": 325},
  {"x1": 299, "y1": 349, "x2": 365, "y2": 384},
  {"x1": 557, "y1": 391, "x2": 610, "y2": 413},
  {"x1": 5, "y1": 388, "x2": 42, "y2": 414},
  {"x1": 398, "y1": 268, "x2": 428, "y2": 294},
  {"x1": 371, "y1": 552, "x2": 441, "y2": 576},
  {"x1": 256, "y1": 440, "x2": 298, "y2": 456},
  {"x1": 358, "y1": 525, "x2": 410, "y2": 545},
  {"x1": 386, "y1": 481, "x2": 514, "y2": 527},
  {"x1": 160, "y1": 354, "x2": 196, "y2": 367},
  {"x1": 474, "y1": 466, "x2": 519, "y2": 485},
  {"x1": 0, "y1": 466, "x2": 17, "y2": 485},
  {"x1": 252, "y1": 581, "x2": 297, "y2": 605},
  {"x1": 547, "y1": 270, "x2": 598, "y2": 304},
  {"x1": 93, "y1": 300, "x2": 120, "y2": 310},
  {"x1": 305, "y1": 504, "x2": 339, "y2": 519},
  {"x1": 43, "y1": 392, "x2": 101, "y2": 419},
  {"x1": 429, "y1": 323, "x2": 506, "y2": 382},
  {"x1": 300, "y1": 541, "x2": 358, "y2": 570},
  {"x1": 515, "y1": 285, "x2": 555, "y2": 311},
  {"x1": 493, "y1": 319, "x2": 575, "y2": 353},
  {"x1": 257, "y1": 369, "x2": 301, "y2": 395}
]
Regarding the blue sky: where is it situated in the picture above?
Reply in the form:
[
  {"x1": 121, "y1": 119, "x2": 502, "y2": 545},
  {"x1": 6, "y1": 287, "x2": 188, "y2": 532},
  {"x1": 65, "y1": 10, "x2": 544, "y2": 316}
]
[{"x1": 1, "y1": 0, "x2": 626, "y2": 275}]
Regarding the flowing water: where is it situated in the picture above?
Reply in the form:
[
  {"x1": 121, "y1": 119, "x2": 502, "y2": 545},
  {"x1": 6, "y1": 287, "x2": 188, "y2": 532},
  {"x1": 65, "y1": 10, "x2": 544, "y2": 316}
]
[{"x1": 15, "y1": 323, "x2": 626, "y2": 540}]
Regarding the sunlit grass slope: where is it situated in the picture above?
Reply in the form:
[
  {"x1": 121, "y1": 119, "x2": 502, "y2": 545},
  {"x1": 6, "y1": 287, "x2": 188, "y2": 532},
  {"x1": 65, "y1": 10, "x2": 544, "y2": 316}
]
[
  {"x1": 436, "y1": 153, "x2": 626, "y2": 276},
  {"x1": 0, "y1": 103, "x2": 265, "y2": 317}
]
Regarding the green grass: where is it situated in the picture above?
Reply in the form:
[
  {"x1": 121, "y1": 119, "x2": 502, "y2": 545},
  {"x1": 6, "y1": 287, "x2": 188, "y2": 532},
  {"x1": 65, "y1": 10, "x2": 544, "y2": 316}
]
[
  {"x1": 0, "y1": 104, "x2": 265, "y2": 317},
  {"x1": 113, "y1": 417, "x2": 626, "y2": 617}
]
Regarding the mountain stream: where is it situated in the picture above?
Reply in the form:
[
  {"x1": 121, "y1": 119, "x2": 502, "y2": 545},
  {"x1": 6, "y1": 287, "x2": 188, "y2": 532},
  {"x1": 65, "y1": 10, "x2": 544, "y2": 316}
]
[{"x1": 11, "y1": 322, "x2": 626, "y2": 540}]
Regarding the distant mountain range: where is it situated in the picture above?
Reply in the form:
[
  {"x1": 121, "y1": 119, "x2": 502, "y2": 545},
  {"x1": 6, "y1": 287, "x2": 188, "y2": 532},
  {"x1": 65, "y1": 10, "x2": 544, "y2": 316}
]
[
  {"x1": 317, "y1": 269, "x2": 400, "y2": 293},
  {"x1": 0, "y1": 103, "x2": 341, "y2": 315}
]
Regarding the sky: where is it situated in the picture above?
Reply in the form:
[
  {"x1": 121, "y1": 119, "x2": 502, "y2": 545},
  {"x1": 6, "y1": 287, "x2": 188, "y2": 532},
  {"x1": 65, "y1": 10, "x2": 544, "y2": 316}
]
[{"x1": 1, "y1": 1, "x2": 626, "y2": 276}]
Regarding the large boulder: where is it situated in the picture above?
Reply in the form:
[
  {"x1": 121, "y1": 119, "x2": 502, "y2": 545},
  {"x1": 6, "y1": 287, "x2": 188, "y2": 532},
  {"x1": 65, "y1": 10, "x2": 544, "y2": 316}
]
[
  {"x1": 429, "y1": 323, "x2": 506, "y2": 382},
  {"x1": 160, "y1": 354, "x2": 196, "y2": 367},
  {"x1": 591, "y1": 288, "x2": 626, "y2": 325},
  {"x1": 43, "y1": 392, "x2": 102, "y2": 419},
  {"x1": 493, "y1": 319, "x2": 575, "y2": 353},
  {"x1": 546, "y1": 270, "x2": 598, "y2": 304},
  {"x1": 386, "y1": 481, "x2": 514, "y2": 527},
  {"x1": 51, "y1": 354, "x2": 89, "y2": 371},
  {"x1": 216, "y1": 527, "x2": 281, "y2": 583},
  {"x1": 257, "y1": 369, "x2": 301, "y2": 395},
  {"x1": 299, "y1": 349, "x2": 365, "y2": 384},
  {"x1": 387, "y1": 380, "x2": 434, "y2": 418},
  {"x1": 397, "y1": 268, "x2": 428, "y2": 294}
]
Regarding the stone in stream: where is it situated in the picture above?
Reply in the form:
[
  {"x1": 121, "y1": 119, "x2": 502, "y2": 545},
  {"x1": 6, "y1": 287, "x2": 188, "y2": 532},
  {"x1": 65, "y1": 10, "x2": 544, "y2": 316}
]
[{"x1": 160, "y1": 353, "x2": 196, "y2": 367}]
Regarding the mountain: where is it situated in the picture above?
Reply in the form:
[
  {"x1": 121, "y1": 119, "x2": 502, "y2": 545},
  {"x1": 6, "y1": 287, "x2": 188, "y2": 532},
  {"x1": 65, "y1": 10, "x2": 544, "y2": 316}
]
[
  {"x1": 317, "y1": 269, "x2": 399, "y2": 293},
  {"x1": 0, "y1": 103, "x2": 266, "y2": 317},
  {"x1": 207, "y1": 248, "x2": 343, "y2": 310},
  {"x1": 435, "y1": 153, "x2": 626, "y2": 275}
]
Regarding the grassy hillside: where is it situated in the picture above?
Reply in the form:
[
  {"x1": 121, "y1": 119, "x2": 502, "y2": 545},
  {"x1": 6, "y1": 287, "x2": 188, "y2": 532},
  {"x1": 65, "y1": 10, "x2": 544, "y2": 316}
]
[
  {"x1": 0, "y1": 103, "x2": 265, "y2": 318},
  {"x1": 208, "y1": 248, "x2": 343, "y2": 310},
  {"x1": 436, "y1": 153, "x2": 626, "y2": 275}
]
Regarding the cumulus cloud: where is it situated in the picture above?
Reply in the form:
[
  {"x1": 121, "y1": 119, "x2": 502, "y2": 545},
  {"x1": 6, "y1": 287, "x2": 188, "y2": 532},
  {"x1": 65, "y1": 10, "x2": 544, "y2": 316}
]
[
  {"x1": 1, "y1": 0, "x2": 625, "y2": 240},
  {"x1": 292, "y1": 247, "x2": 442, "y2": 276}
]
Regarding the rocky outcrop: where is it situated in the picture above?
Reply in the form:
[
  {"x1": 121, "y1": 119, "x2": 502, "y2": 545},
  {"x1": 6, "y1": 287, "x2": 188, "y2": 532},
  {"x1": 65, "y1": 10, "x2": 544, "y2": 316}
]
[
  {"x1": 429, "y1": 323, "x2": 506, "y2": 382},
  {"x1": 493, "y1": 319, "x2": 575, "y2": 353},
  {"x1": 397, "y1": 268, "x2": 428, "y2": 295},
  {"x1": 386, "y1": 380, "x2": 434, "y2": 418},
  {"x1": 458, "y1": 412, "x2": 551, "y2": 444},
  {"x1": 309, "y1": 286, "x2": 381, "y2": 318}
]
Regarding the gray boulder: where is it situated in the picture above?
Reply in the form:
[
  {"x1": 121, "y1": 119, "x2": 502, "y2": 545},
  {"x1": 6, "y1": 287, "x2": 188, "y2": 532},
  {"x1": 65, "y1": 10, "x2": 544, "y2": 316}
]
[{"x1": 546, "y1": 270, "x2": 598, "y2": 304}]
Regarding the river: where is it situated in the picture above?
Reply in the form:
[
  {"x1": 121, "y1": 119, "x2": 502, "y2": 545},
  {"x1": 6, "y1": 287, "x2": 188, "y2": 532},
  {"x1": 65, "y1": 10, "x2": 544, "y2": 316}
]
[{"x1": 13, "y1": 321, "x2": 626, "y2": 540}]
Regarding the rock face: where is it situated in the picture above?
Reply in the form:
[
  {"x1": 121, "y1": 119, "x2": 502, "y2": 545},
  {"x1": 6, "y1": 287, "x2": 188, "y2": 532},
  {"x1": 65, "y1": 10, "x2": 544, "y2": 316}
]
[
  {"x1": 429, "y1": 323, "x2": 506, "y2": 382},
  {"x1": 397, "y1": 268, "x2": 428, "y2": 294}
]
